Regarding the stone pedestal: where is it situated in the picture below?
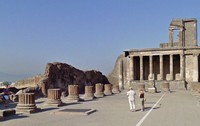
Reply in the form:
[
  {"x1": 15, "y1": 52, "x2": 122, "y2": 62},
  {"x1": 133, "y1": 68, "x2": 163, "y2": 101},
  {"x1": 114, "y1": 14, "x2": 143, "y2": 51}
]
[
  {"x1": 83, "y1": 86, "x2": 94, "y2": 100},
  {"x1": 94, "y1": 83, "x2": 104, "y2": 98},
  {"x1": 148, "y1": 88, "x2": 156, "y2": 93},
  {"x1": 16, "y1": 93, "x2": 39, "y2": 113},
  {"x1": 104, "y1": 84, "x2": 112, "y2": 96},
  {"x1": 46, "y1": 89, "x2": 62, "y2": 107},
  {"x1": 147, "y1": 81, "x2": 157, "y2": 93},
  {"x1": 137, "y1": 84, "x2": 145, "y2": 91},
  {"x1": 67, "y1": 85, "x2": 80, "y2": 101},
  {"x1": 162, "y1": 82, "x2": 170, "y2": 92},
  {"x1": 112, "y1": 84, "x2": 120, "y2": 94}
]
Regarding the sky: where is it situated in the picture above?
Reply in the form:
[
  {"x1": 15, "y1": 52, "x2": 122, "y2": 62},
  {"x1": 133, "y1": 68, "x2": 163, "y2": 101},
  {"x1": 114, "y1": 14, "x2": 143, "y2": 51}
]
[{"x1": 0, "y1": 0, "x2": 200, "y2": 81}]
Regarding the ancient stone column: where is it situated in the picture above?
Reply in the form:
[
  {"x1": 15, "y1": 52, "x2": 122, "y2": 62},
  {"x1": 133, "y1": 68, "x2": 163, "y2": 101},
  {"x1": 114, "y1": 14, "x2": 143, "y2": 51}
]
[
  {"x1": 46, "y1": 89, "x2": 62, "y2": 106},
  {"x1": 194, "y1": 21, "x2": 198, "y2": 46},
  {"x1": 149, "y1": 55, "x2": 153, "y2": 80},
  {"x1": 170, "y1": 54, "x2": 174, "y2": 80},
  {"x1": 83, "y1": 86, "x2": 94, "y2": 100},
  {"x1": 193, "y1": 54, "x2": 199, "y2": 82},
  {"x1": 180, "y1": 54, "x2": 185, "y2": 80},
  {"x1": 179, "y1": 28, "x2": 184, "y2": 47},
  {"x1": 169, "y1": 28, "x2": 173, "y2": 47},
  {"x1": 140, "y1": 56, "x2": 144, "y2": 81},
  {"x1": 129, "y1": 56, "x2": 134, "y2": 82},
  {"x1": 162, "y1": 82, "x2": 170, "y2": 92},
  {"x1": 112, "y1": 84, "x2": 120, "y2": 94},
  {"x1": 94, "y1": 83, "x2": 104, "y2": 98},
  {"x1": 67, "y1": 85, "x2": 80, "y2": 101},
  {"x1": 104, "y1": 84, "x2": 112, "y2": 96},
  {"x1": 159, "y1": 55, "x2": 163, "y2": 80},
  {"x1": 16, "y1": 93, "x2": 38, "y2": 113}
]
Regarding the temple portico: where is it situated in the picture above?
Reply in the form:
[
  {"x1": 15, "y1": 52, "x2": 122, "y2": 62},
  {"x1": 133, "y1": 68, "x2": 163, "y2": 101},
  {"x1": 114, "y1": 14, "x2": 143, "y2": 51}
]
[
  {"x1": 124, "y1": 47, "x2": 200, "y2": 90},
  {"x1": 127, "y1": 52, "x2": 187, "y2": 82},
  {"x1": 108, "y1": 18, "x2": 200, "y2": 90}
]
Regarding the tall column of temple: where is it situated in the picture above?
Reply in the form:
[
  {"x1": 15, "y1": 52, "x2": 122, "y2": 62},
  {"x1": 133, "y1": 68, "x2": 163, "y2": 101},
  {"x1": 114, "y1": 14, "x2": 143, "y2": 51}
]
[
  {"x1": 170, "y1": 54, "x2": 174, "y2": 80},
  {"x1": 180, "y1": 54, "x2": 185, "y2": 80},
  {"x1": 129, "y1": 56, "x2": 134, "y2": 82},
  {"x1": 140, "y1": 56, "x2": 143, "y2": 81},
  {"x1": 194, "y1": 21, "x2": 198, "y2": 46},
  {"x1": 193, "y1": 54, "x2": 199, "y2": 82},
  {"x1": 159, "y1": 55, "x2": 163, "y2": 80},
  {"x1": 169, "y1": 28, "x2": 174, "y2": 47},
  {"x1": 126, "y1": 58, "x2": 130, "y2": 85},
  {"x1": 149, "y1": 55, "x2": 153, "y2": 80}
]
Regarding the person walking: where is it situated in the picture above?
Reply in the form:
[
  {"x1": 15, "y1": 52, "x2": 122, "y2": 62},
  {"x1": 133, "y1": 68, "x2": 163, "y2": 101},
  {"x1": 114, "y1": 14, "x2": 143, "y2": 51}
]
[
  {"x1": 139, "y1": 89, "x2": 145, "y2": 111},
  {"x1": 127, "y1": 87, "x2": 136, "y2": 112}
]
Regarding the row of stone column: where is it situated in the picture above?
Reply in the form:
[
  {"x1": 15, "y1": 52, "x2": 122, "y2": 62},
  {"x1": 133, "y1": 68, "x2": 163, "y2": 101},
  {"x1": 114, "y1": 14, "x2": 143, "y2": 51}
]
[
  {"x1": 67, "y1": 84, "x2": 120, "y2": 101},
  {"x1": 15, "y1": 84, "x2": 120, "y2": 113},
  {"x1": 129, "y1": 54, "x2": 185, "y2": 81}
]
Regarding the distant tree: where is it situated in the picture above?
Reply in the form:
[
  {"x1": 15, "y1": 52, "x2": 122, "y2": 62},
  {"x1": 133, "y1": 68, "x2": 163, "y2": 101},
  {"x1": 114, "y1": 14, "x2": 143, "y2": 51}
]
[{"x1": 2, "y1": 81, "x2": 11, "y2": 86}]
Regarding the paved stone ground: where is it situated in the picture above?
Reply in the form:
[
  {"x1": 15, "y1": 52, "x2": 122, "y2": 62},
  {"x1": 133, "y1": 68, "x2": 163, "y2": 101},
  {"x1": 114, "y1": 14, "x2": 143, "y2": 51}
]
[{"x1": 1, "y1": 89, "x2": 200, "y2": 126}]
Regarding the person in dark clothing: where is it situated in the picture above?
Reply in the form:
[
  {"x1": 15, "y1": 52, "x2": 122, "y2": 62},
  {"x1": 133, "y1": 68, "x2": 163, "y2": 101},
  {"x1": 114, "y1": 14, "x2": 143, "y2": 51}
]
[{"x1": 139, "y1": 89, "x2": 145, "y2": 111}]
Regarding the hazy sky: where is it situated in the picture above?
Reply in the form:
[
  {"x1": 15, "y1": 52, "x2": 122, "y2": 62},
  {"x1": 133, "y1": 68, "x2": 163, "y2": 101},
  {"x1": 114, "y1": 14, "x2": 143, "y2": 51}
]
[{"x1": 0, "y1": 0, "x2": 200, "y2": 81}]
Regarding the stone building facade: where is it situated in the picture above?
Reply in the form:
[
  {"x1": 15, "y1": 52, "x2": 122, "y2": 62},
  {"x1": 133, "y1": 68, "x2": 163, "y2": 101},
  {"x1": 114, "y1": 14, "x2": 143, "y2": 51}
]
[{"x1": 108, "y1": 18, "x2": 199, "y2": 90}]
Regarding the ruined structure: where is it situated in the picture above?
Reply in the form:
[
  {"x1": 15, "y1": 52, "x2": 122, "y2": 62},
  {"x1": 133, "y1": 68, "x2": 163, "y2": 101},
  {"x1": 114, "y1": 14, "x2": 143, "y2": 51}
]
[
  {"x1": 14, "y1": 62, "x2": 109, "y2": 96},
  {"x1": 108, "y1": 18, "x2": 199, "y2": 90}
]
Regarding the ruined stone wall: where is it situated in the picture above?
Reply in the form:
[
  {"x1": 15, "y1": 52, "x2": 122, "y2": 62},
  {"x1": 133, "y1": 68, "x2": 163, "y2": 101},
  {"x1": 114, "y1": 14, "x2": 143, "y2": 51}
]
[
  {"x1": 40, "y1": 62, "x2": 109, "y2": 96},
  {"x1": 14, "y1": 75, "x2": 44, "y2": 89},
  {"x1": 14, "y1": 62, "x2": 109, "y2": 96},
  {"x1": 107, "y1": 54, "x2": 129, "y2": 89}
]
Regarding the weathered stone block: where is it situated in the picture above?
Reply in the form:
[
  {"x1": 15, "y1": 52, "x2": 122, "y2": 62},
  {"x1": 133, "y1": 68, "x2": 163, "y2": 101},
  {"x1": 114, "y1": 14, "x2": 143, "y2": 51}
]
[{"x1": 0, "y1": 109, "x2": 16, "y2": 117}]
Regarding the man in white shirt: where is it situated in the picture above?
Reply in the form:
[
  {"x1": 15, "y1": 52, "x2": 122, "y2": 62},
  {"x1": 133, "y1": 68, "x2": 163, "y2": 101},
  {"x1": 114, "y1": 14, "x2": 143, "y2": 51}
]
[{"x1": 127, "y1": 87, "x2": 136, "y2": 112}]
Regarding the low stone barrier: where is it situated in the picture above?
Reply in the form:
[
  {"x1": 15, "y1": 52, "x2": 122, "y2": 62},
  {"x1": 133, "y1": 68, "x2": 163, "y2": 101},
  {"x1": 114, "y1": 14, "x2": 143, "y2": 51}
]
[{"x1": 0, "y1": 109, "x2": 16, "y2": 117}]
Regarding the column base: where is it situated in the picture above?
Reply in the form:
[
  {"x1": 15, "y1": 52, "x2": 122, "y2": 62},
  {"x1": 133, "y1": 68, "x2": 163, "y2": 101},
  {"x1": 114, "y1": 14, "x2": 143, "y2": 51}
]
[
  {"x1": 104, "y1": 91, "x2": 112, "y2": 96},
  {"x1": 16, "y1": 108, "x2": 41, "y2": 114},
  {"x1": 45, "y1": 99, "x2": 63, "y2": 107},
  {"x1": 83, "y1": 94, "x2": 94, "y2": 101},
  {"x1": 66, "y1": 95, "x2": 80, "y2": 102},
  {"x1": 94, "y1": 93, "x2": 104, "y2": 98}
]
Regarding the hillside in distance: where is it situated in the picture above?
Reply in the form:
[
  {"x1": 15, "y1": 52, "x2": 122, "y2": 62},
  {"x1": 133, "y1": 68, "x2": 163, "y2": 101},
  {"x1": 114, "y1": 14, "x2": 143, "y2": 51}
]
[{"x1": 0, "y1": 72, "x2": 34, "y2": 82}]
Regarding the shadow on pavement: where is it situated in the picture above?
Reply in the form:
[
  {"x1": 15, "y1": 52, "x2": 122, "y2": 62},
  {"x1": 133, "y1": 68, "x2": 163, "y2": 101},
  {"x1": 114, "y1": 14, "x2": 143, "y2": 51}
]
[{"x1": 2, "y1": 114, "x2": 29, "y2": 121}]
